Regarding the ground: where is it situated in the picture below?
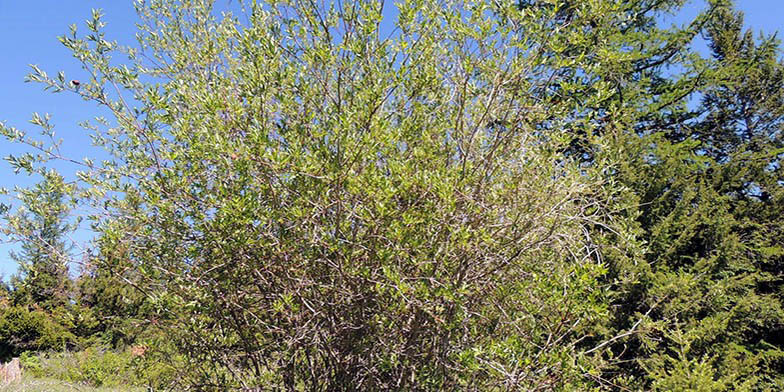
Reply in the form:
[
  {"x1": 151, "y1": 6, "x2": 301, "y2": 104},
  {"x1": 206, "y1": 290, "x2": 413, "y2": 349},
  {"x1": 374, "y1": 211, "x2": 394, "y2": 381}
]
[{"x1": 0, "y1": 376, "x2": 142, "y2": 392}]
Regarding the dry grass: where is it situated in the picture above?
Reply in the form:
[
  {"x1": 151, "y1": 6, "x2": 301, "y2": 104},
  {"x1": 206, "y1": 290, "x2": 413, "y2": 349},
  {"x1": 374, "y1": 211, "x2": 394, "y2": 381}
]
[{"x1": 0, "y1": 376, "x2": 144, "y2": 392}]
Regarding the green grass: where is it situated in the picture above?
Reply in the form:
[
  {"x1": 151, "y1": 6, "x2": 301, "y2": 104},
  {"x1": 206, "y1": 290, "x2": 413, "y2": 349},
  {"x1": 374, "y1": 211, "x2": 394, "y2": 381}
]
[{"x1": 0, "y1": 376, "x2": 144, "y2": 392}]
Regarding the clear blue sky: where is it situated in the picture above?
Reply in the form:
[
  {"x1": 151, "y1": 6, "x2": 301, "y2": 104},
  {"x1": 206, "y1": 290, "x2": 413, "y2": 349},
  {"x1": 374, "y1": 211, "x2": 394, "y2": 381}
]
[{"x1": 1, "y1": 0, "x2": 782, "y2": 280}]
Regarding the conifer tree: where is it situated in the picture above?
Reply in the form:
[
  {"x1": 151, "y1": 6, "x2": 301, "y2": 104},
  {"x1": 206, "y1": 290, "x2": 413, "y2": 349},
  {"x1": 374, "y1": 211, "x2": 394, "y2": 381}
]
[
  {"x1": 594, "y1": 1, "x2": 784, "y2": 389},
  {"x1": 6, "y1": 171, "x2": 75, "y2": 310}
]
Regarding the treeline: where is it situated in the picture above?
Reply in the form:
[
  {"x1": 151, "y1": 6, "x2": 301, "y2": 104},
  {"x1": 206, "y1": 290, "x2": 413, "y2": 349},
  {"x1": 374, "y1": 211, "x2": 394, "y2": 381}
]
[{"x1": 0, "y1": 0, "x2": 783, "y2": 390}]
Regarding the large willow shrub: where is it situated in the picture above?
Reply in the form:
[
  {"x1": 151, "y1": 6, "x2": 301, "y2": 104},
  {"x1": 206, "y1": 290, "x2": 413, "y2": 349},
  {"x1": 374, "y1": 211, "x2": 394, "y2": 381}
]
[{"x1": 3, "y1": 0, "x2": 659, "y2": 389}]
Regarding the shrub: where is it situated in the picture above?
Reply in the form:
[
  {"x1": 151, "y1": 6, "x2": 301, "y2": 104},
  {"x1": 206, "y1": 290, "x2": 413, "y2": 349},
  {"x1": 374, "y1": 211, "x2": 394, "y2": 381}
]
[
  {"x1": 6, "y1": 0, "x2": 634, "y2": 388},
  {"x1": 0, "y1": 306, "x2": 75, "y2": 361}
]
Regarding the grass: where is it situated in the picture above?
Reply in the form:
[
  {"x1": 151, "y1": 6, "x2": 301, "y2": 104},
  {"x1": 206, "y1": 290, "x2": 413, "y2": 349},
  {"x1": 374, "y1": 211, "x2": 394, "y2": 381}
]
[{"x1": 0, "y1": 376, "x2": 144, "y2": 392}]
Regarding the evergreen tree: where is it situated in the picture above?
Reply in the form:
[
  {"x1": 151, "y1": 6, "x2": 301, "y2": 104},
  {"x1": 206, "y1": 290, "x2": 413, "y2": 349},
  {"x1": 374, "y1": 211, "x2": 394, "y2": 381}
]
[
  {"x1": 594, "y1": 1, "x2": 784, "y2": 389},
  {"x1": 74, "y1": 246, "x2": 151, "y2": 347},
  {"x1": 7, "y1": 171, "x2": 75, "y2": 310}
]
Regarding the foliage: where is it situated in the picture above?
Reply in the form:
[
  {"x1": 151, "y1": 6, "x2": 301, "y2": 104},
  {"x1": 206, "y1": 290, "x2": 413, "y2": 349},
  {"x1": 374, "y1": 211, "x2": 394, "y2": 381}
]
[
  {"x1": 0, "y1": 306, "x2": 75, "y2": 361},
  {"x1": 0, "y1": 0, "x2": 781, "y2": 390},
  {"x1": 5, "y1": 0, "x2": 638, "y2": 388},
  {"x1": 74, "y1": 256, "x2": 150, "y2": 348},
  {"x1": 588, "y1": 1, "x2": 784, "y2": 389},
  {"x1": 4, "y1": 172, "x2": 75, "y2": 311}
]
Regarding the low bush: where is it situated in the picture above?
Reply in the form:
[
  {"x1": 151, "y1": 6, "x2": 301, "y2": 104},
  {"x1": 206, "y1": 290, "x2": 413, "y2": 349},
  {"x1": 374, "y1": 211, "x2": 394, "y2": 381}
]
[{"x1": 0, "y1": 306, "x2": 75, "y2": 360}]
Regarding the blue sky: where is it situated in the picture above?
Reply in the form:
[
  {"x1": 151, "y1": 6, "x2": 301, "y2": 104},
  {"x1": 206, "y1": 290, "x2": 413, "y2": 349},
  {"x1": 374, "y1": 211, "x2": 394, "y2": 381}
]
[
  {"x1": 0, "y1": 0, "x2": 782, "y2": 280},
  {"x1": 0, "y1": 1, "x2": 139, "y2": 280}
]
